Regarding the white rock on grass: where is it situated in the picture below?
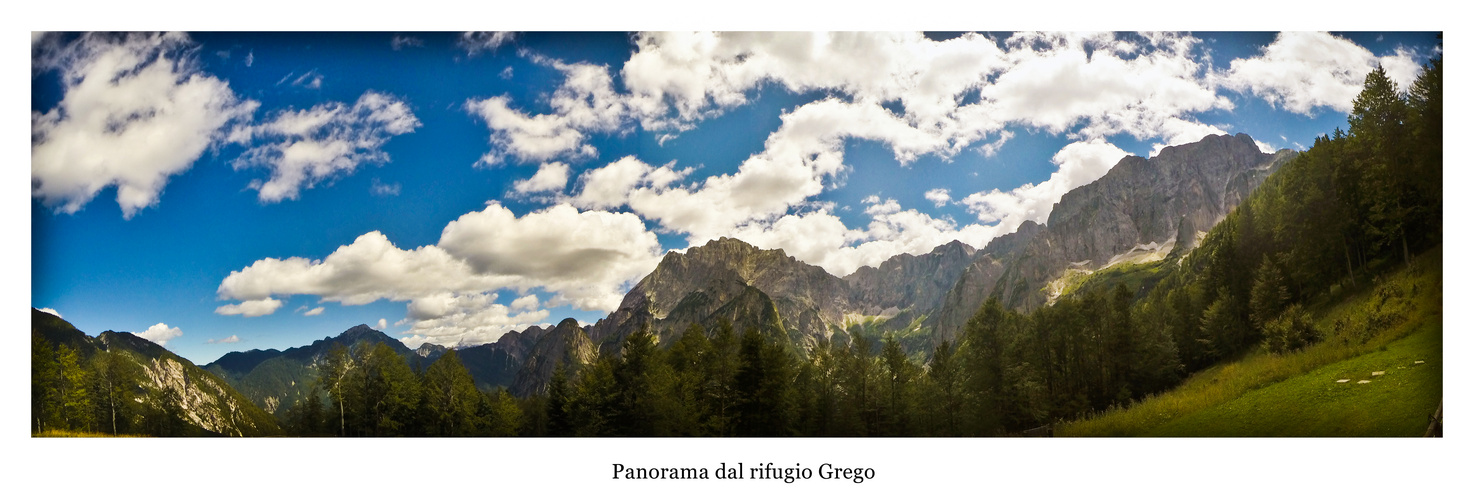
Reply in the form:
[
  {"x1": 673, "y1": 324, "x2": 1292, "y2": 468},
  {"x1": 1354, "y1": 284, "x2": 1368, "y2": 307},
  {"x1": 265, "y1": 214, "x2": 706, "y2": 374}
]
[
  {"x1": 1358, "y1": 380, "x2": 1372, "y2": 384},
  {"x1": 1336, "y1": 379, "x2": 1350, "y2": 383},
  {"x1": 1372, "y1": 371, "x2": 1385, "y2": 376},
  {"x1": 1415, "y1": 360, "x2": 1425, "y2": 364}
]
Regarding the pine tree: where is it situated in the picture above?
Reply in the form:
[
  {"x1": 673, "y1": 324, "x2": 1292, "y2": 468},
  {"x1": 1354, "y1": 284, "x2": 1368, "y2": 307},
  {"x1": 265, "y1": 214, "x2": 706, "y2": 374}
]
[
  {"x1": 361, "y1": 343, "x2": 420, "y2": 436},
  {"x1": 880, "y1": 333, "x2": 917, "y2": 435},
  {"x1": 923, "y1": 340, "x2": 962, "y2": 435},
  {"x1": 91, "y1": 350, "x2": 142, "y2": 435},
  {"x1": 32, "y1": 335, "x2": 59, "y2": 433},
  {"x1": 55, "y1": 344, "x2": 93, "y2": 432},
  {"x1": 612, "y1": 325, "x2": 662, "y2": 436},
  {"x1": 701, "y1": 319, "x2": 740, "y2": 436},
  {"x1": 1349, "y1": 65, "x2": 1414, "y2": 265},
  {"x1": 420, "y1": 349, "x2": 480, "y2": 436},
  {"x1": 545, "y1": 363, "x2": 572, "y2": 436}
]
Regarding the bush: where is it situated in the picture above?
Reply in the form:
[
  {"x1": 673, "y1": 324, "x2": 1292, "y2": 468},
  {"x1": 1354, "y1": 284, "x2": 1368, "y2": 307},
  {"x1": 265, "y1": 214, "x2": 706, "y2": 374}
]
[{"x1": 1262, "y1": 304, "x2": 1320, "y2": 354}]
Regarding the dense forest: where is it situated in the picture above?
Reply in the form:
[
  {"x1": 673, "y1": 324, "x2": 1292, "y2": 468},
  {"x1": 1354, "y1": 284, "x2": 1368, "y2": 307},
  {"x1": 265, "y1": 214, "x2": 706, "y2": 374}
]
[{"x1": 32, "y1": 58, "x2": 1440, "y2": 437}]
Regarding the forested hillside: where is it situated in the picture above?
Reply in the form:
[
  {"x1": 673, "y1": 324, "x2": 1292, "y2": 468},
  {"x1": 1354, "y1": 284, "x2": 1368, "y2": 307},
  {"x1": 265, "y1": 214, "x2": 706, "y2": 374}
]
[{"x1": 31, "y1": 309, "x2": 281, "y2": 436}]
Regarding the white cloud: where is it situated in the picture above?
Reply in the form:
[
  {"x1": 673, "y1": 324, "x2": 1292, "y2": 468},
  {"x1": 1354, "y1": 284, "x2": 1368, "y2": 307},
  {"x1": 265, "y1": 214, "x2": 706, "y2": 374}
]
[
  {"x1": 725, "y1": 199, "x2": 1001, "y2": 277},
  {"x1": 510, "y1": 294, "x2": 540, "y2": 311},
  {"x1": 982, "y1": 32, "x2": 1228, "y2": 141},
  {"x1": 38, "y1": 307, "x2": 63, "y2": 319},
  {"x1": 461, "y1": 32, "x2": 516, "y2": 55},
  {"x1": 376, "y1": 318, "x2": 388, "y2": 330},
  {"x1": 924, "y1": 188, "x2": 951, "y2": 207},
  {"x1": 217, "y1": 231, "x2": 504, "y2": 306},
  {"x1": 391, "y1": 35, "x2": 424, "y2": 50},
  {"x1": 978, "y1": 130, "x2": 1013, "y2": 157},
  {"x1": 466, "y1": 56, "x2": 626, "y2": 165},
  {"x1": 231, "y1": 91, "x2": 420, "y2": 203},
  {"x1": 206, "y1": 335, "x2": 241, "y2": 344},
  {"x1": 303, "y1": 306, "x2": 325, "y2": 316},
  {"x1": 137, "y1": 323, "x2": 183, "y2": 346},
  {"x1": 217, "y1": 203, "x2": 662, "y2": 326},
  {"x1": 289, "y1": 69, "x2": 324, "y2": 89},
  {"x1": 244, "y1": 51, "x2": 254, "y2": 67},
  {"x1": 438, "y1": 203, "x2": 663, "y2": 311},
  {"x1": 514, "y1": 162, "x2": 571, "y2": 194},
  {"x1": 962, "y1": 138, "x2": 1129, "y2": 230},
  {"x1": 31, "y1": 32, "x2": 257, "y2": 219},
  {"x1": 370, "y1": 178, "x2": 401, "y2": 196},
  {"x1": 400, "y1": 291, "x2": 551, "y2": 348},
  {"x1": 1220, "y1": 32, "x2": 1420, "y2": 115},
  {"x1": 215, "y1": 298, "x2": 284, "y2": 317}
]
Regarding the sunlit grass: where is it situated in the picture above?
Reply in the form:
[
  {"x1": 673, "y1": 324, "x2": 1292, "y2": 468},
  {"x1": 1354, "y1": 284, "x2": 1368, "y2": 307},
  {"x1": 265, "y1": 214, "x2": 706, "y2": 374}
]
[
  {"x1": 32, "y1": 430, "x2": 148, "y2": 437},
  {"x1": 1057, "y1": 247, "x2": 1441, "y2": 437}
]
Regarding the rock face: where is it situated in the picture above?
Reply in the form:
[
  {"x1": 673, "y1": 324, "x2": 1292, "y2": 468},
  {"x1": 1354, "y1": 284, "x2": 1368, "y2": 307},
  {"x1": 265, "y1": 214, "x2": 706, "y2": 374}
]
[
  {"x1": 929, "y1": 134, "x2": 1294, "y2": 340},
  {"x1": 586, "y1": 237, "x2": 852, "y2": 353},
  {"x1": 845, "y1": 240, "x2": 977, "y2": 315},
  {"x1": 457, "y1": 324, "x2": 550, "y2": 391},
  {"x1": 509, "y1": 319, "x2": 597, "y2": 397},
  {"x1": 929, "y1": 220, "x2": 1043, "y2": 342},
  {"x1": 988, "y1": 134, "x2": 1294, "y2": 313}
]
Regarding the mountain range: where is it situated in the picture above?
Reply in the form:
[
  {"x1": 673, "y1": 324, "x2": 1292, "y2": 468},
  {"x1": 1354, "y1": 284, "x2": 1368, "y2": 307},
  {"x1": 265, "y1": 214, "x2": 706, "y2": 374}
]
[{"x1": 36, "y1": 133, "x2": 1295, "y2": 417}]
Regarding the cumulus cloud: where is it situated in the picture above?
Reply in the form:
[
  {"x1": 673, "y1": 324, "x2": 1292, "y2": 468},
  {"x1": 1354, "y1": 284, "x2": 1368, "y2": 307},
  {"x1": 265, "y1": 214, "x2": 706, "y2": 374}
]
[
  {"x1": 137, "y1": 323, "x2": 183, "y2": 346},
  {"x1": 568, "y1": 156, "x2": 692, "y2": 209},
  {"x1": 230, "y1": 91, "x2": 420, "y2": 202},
  {"x1": 466, "y1": 56, "x2": 626, "y2": 165},
  {"x1": 217, "y1": 232, "x2": 502, "y2": 306},
  {"x1": 215, "y1": 298, "x2": 284, "y2": 317},
  {"x1": 31, "y1": 32, "x2": 257, "y2": 218},
  {"x1": 399, "y1": 291, "x2": 551, "y2": 348},
  {"x1": 513, "y1": 162, "x2": 570, "y2": 194},
  {"x1": 206, "y1": 335, "x2": 241, "y2": 344},
  {"x1": 978, "y1": 130, "x2": 1013, "y2": 157},
  {"x1": 924, "y1": 188, "x2": 951, "y2": 207},
  {"x1": 725, "y1": 198, "x2": 1000, "y2": 277},
  {"x1": 217, "y1": 203, "x2": 662, "y2": 336},
  {"x1": 376, "y1": 318, "x2": 388, "y2": 330},
  {"x1": 510, "y1": 294, "x2": 540, "y2": 311},
  {"x1": 303, "y1": 306, "x2": 325, "y2": 316},
  {"x1": 1220, "y1": 31, "x2": 1420, "y2": 115},
  {"x1": 961, "y1": 138, "x2": 1129, "y2": 230},
  {"x1": 461, "y1": 32, "x2": 516, "y2": 55},
  {"x1": 437, "y1": 203, "x2": 664, "y2": 310},
  {"x1": 38, "y1": 307, "x2": 63, "y2": 319}
]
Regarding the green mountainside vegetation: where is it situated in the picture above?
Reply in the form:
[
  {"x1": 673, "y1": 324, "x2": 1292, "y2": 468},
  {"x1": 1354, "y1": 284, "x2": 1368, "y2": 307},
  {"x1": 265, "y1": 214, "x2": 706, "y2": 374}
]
[{"x1": 31, "y1": 309, "x2": 281, "y2": 436}]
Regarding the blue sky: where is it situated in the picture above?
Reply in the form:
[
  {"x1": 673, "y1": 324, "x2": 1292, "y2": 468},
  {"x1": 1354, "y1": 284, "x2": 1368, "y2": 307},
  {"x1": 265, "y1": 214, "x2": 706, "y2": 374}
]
[{"x1": 30, "y1": 31, "x2": 1441, "y2": 364}]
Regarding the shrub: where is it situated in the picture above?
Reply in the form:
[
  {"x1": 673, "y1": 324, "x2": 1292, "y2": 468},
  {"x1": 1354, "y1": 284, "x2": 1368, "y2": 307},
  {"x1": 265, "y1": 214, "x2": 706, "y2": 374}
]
[{"x1": 1262, "y1": 304, "x2": 1320, "y2": 354}]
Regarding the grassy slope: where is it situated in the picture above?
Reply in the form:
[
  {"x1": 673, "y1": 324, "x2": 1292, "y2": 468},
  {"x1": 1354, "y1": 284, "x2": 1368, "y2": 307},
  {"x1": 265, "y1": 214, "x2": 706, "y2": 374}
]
[{"x1": 1057, "y1": 247, "x2": 1442, "y2": 437}]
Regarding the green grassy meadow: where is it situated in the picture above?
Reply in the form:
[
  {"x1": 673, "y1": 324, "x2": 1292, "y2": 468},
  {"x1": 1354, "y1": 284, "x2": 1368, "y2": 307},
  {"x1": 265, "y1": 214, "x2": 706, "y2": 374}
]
[{"x1": 1057, "y1": 248, "x2": 1442, "y2": 437}]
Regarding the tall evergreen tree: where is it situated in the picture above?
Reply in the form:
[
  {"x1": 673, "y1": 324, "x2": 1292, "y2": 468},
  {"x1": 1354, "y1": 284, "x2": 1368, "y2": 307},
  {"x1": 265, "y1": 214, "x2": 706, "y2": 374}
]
[
  {"x1": 420, "y1": 350, "x2": 480, "y2": 436},
  {"x1": 545, "y1": 363, "x2": 572, "y2": 436}
]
